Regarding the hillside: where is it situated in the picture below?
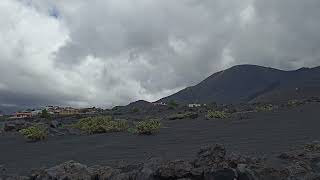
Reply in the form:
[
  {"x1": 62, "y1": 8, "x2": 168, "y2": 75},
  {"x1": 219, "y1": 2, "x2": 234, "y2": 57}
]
[{"x1": 158, "y1": 64, "x2": 320, "y2": 104}]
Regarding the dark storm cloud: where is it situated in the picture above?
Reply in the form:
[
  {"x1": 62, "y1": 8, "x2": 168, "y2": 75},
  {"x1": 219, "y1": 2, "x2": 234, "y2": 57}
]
[{"x1": 1, "y1": 0, "x2": 320, "y2": 109}]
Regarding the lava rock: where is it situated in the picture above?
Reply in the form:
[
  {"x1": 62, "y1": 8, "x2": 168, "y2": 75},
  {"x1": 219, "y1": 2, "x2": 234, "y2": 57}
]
[
  {"x1": 50, "y1": 120, "x2": 61, "y2": 128},
  {"x1": 90, "y1": 165, "x2": 122, "y2": 180},
  {"x1": 3, "y1": 120, "x2": 31, "y2": 132},
  {"x1": 204, "y1": 168, "x2": 236, "y2": 180},
  {"x1": 32, "y1": 160, "x2": 92, "y2": 180},
  {"x1": 154, "y1": 160, "x2": 195, "y2": 179},
  {"x1": 194, "y1": 144, "x2": 227, "y2": 168}
]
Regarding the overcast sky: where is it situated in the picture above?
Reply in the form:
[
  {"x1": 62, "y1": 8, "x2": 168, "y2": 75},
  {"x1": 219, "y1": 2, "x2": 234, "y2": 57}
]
[{"x1": 1, "y1": 0, "x2": 320, "y2": 108}]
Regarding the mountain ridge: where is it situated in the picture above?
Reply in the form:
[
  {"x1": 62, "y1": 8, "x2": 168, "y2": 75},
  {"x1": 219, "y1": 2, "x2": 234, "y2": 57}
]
[{"x1": 157, "y1": 64, "x2": 320, "y2": 104}]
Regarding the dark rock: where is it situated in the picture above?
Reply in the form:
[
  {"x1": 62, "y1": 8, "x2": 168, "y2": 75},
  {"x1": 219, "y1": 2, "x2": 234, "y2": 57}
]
[
  {"x1": 194, "y1": 144, "x2": 227, "y2": 168},
  {"x1": 255, "y1": 167, "x2": 288, "y2": 180},
  {"x1": 136, "y1": 158, "x2": 163, "y2": 180},
  {"x1": 154, "y1": 160, "x2": 195, "y2": 179},
  {"x1": 3, "y1": 120, "x2": 31, "y2": 132},
  {"x1": 32, "y1": 160, "x2": 92, "y2": 180},
  {"x1": 286, "y1": 161, "x2": 312, "y2": 178},
  {"x1": 237, "y1": 164, "x2": 256, "y2": 180},
  {"x1": 50, "y1": 120, "x2": 60, "y2": 128},
  {"x1": 204, "y1": 168, "x2": 236, "y2": 180},
  {"x1": 90, "y1": 165, "x2": 121, "y2": 180}
]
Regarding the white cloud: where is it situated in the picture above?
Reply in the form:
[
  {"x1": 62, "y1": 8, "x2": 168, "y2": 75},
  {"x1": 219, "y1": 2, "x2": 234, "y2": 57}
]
[{"x1": 1, "y1": 0, "x2": 320, "y2": 108}]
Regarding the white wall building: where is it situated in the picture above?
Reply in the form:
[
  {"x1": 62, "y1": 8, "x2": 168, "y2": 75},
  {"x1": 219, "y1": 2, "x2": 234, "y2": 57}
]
[{"x1": 188, "y1": 104, "x2": 202, "y2": 108}]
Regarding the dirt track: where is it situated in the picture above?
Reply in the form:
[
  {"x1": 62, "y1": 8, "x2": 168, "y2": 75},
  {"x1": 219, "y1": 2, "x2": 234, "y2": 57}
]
[{"x1": 1, "y1": 103, "x2": 319, "y2": 174}]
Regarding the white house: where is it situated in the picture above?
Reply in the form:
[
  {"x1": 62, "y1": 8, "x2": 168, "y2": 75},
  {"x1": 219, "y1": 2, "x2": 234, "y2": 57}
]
[
  {"x1": 31, "y1": 109, "x2": 43, "y2": 116},
  {"x1": 153, "y1": 102, "x2": 167, "y2": 106},
  {"x1": 188, "y1": 104, "x2": 201, "y2": 108}
]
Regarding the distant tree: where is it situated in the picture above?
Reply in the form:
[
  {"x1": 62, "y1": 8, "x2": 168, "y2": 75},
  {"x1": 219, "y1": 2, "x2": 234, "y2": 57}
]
[
  {"x1": 40, "y1": 109, "x2": 51, "y2": 119},
  {"x1": 131, "y1": 107, "x2": 140, "y2": 113},
  {"x1": 168, "y1": 100, "x2": 179, "y2": 109}
]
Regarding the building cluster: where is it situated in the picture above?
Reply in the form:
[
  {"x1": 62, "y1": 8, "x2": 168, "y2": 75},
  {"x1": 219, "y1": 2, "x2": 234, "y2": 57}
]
[
  {"x1": 45, "y1": 106, "x2": 80, "y2": 115},
  {"x1": 152, "y1": 102, "x2": 207, "y2": 108},
  {"x1": 10, "y1": 106, "x2": 100, "y2": 119},
  {"x1": 4, "y1": 102, "x2": 209, "y2": 120},
  {"x1": 188, "y1": 103, "x2": 208, "y2": 108},
  {"x1": 152, "y1": 102, "x2": 167, "y2": 106}
]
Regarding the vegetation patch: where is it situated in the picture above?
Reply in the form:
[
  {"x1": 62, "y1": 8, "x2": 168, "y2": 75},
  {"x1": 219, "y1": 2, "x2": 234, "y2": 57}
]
[
  {"x1": 73, "y1": 116, "x2": 129, "y2": 134},
  {"x1": 0, "y1": 116, "x2": 9, "y2": 121},
  {"x1": 19, "y1": 125, "x2": 48, "y2": 142},
  {"x1": 40, "y1": 109, "x2": 51, "y2": 119},
  {"x1": 287, "y1": 100, "x2": 300, "y2": 107},
  {"x1": 169, "y1": 112, "x2": 198, "y2": 120},
  {"x1": 131, "y1": 107, "x2": 140, "y2": 113},
  {"x1": 130, "y1": 119, "x2": 161, "y2": 135},
  {"x1": 168, "y1": 100, "x2": 179, "y2": 109},
  {"x1": 206, "y1": 110, "x2": 229, "y2": 119},
  {"x1": 304, "y1": 142, "x2": 320, "y2": 152},
  {"x1": 255, "y1": 104, "x2": 274, "y2": 112}
]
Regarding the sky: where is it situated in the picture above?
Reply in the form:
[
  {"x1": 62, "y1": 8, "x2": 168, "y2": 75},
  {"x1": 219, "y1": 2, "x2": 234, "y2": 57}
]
[{"x1": 1, "y1": 0, "x2": 320, "y2": 109}]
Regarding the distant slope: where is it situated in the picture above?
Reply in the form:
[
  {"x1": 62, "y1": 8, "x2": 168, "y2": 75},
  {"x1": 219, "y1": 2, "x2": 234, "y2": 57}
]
[
  {"x1": 0, "y1": 105, "x2": 22, "y2": 115},
  {"x1": 158, "y1": 64, "x2": 320, "y2": 104}
]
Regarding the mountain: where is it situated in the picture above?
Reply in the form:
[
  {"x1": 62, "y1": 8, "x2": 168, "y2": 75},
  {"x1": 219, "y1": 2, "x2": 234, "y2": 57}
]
[
  {"x1": 0, "y1": 105, "x2": 22, "y2": 115},
  {"x1": 157, "y1": 64, "x2": 320, "y2": 104}
]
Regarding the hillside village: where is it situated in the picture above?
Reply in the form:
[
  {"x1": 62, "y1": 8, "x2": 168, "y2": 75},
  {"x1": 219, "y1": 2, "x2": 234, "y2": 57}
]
[
  {"x1": 5, "y1": 106, "x2": 103, "y2": 119},
  {"x1": 0, "y1": 102, "x2": 208, "y2": 120}
]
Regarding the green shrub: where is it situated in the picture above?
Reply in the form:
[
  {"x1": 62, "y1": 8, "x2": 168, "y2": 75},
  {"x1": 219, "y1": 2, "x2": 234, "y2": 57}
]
[
  {"x1": 287, "y1": 100, "x2": 299, "y2": 107},
  {"x1": 206, "y1": 110, "x2": 229, "y2": 119},
  {"x1": 111, "y1": 119, "x2": 129, "y2": 131},
  {"x1": 255, "y1": 104, "x2": 273, "y2": 112},
  {"x1": 40, "y1": 109, "x2": 51, "y2": 118},
  {"x1": 168, "y1": 100, "x2": 179, "y2": 109},
  {"x1": 133, "y1": 119, "x2": 161, "y2": 135},
  {"x1": 304, "y1": 142, "x2": 320, "y2": 152},
  {"x1": 169, "y1": 112, "x2": 198, "y2": 120},
  {"x1": 19, "y1": 125, "x2": 48, "y2": 141},
  {"x1": 131, "y1": 107, "x2": 140, "y2": 113},
  {"x1": 0, "y1": 116, "x2": 8, "y2": 121},
  {"x1": 73, "y1": 116, "x2": 128, "y2": 134}
]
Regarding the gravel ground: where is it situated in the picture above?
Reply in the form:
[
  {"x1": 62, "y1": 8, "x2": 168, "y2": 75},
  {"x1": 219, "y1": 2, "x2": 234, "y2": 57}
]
[{"x1": 1, "y1": 103, "x2": 319, "y2": 174}]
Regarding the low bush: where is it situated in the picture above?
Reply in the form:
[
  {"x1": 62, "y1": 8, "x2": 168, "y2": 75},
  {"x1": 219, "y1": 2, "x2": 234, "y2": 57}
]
[
  {"x1": 73, "y1": 116, "x2": 129, "y2": 134},
  {"x1": 40, "y1": 109, "x2": 51, "y2": 119},
  {"x1": 132, "y1": 119, "x2": 161, "y2": 135},
  {"x1": 206, "y1": 110, "x2": 229, "y2": 119},
  {"x1": 304, "y1": 142, "x2": 320, "y2": 152},
  {"x1": 0, "y1": 116, "x2": 8, "y2": 121},
  {"x1": 19, "y1": 125, "x2": 48, "y2": 141},
  {"x1": 255, "y1": 104, "x2": 273, "y2": 112},
  {"x1": 287, "y1": 100, "x2": 300, "y2": 107},
  {"x1": 168, "y1": 100, "x2": 179, "y2": 109},
  {"x1": 131, "y1": 107, "x2": 140, "y2": 113},
  {"x1": 169, "y1": 112, "x2": 198, "y2": 120}
]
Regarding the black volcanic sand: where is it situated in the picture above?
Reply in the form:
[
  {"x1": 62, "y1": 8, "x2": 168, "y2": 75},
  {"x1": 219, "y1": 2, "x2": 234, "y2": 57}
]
[{"x1": 1, "y1": 103, "x2": 320, "y2": 174}]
